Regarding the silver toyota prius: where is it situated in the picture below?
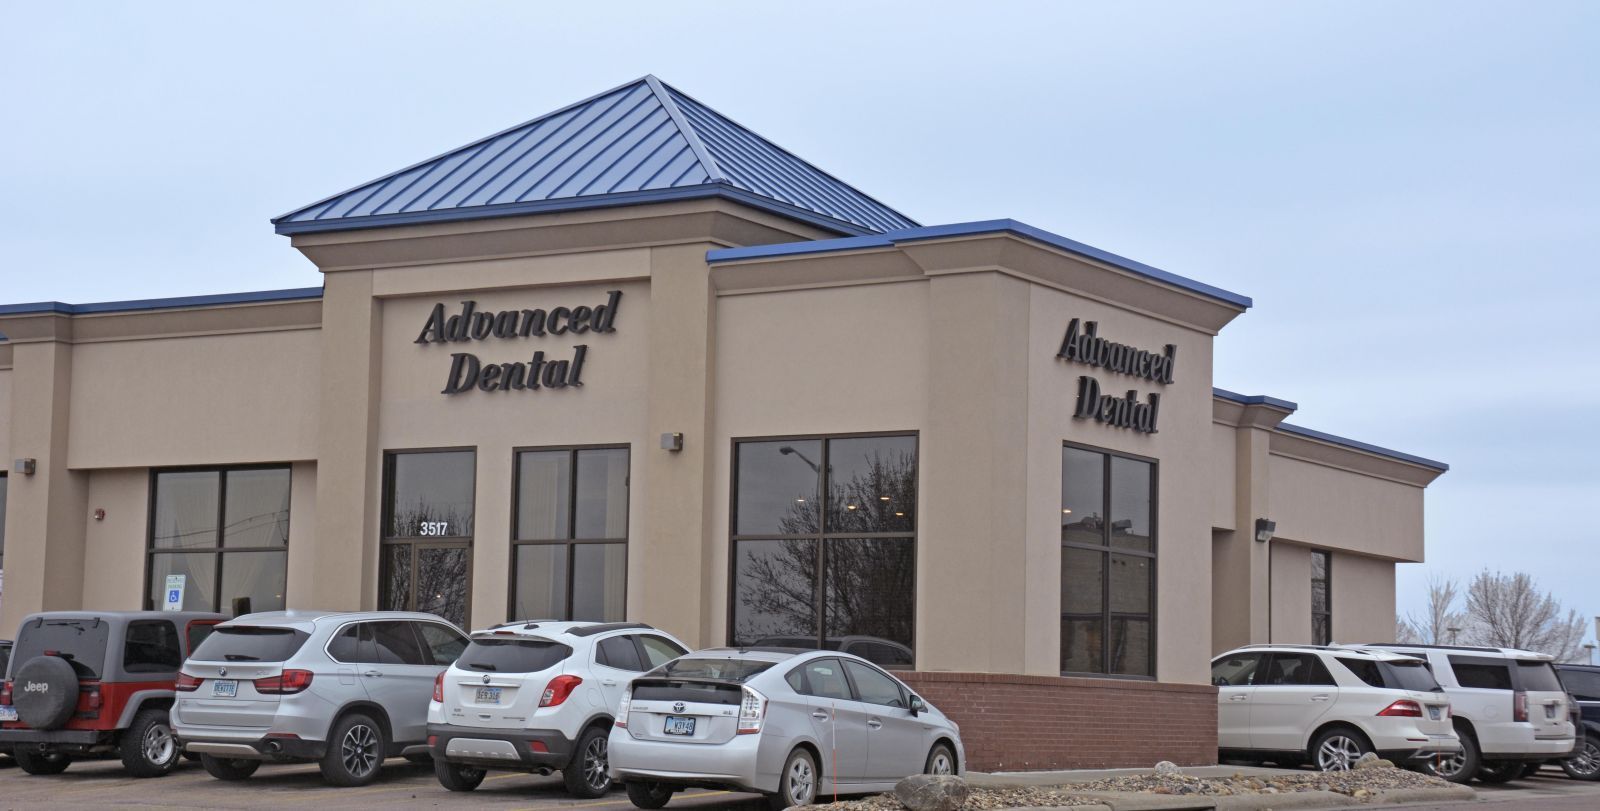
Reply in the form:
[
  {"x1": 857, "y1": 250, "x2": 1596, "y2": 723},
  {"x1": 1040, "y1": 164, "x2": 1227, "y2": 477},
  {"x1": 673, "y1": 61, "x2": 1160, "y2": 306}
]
[{"x1": 608, "y1": 648, "x2": 963, "y2": 810}]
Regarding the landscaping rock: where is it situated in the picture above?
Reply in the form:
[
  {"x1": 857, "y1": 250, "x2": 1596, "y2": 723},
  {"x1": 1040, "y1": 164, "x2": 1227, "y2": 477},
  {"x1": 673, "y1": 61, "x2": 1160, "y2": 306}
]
[
  {"x1": 895, "y1": 774, "x2": 971, "y2": 811},
  {"x1": 1354, "y1": 753, "x2": 1395, "y2": 770},
  {"x1": 1153, "y1": 761, "x2": 1182, "y2": 776}
]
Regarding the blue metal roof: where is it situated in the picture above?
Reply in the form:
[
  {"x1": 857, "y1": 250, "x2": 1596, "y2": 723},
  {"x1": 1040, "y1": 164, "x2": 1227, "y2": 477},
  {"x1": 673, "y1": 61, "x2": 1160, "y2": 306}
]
[
  {"x1": 706, "y1": 219, "x2": 1254, "y2": 310},
  {"x1": 0, "y1": 287, "x2": 323, "y2": 316},
  {"x1": 1212, "y1": 387, "x2": 1299, "y2": 412},
  {"x1": 1277, "y1": 423, "x2": 1449, "y2": 472},
  {"x1": 273, "y1": 76, "x2": 916, "y2": 237}
]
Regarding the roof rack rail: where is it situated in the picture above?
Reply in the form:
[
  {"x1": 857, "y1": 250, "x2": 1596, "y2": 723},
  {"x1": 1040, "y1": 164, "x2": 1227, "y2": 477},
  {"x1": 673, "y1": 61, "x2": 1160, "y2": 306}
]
[
  {"x1": 1357, "y1": 643, "x2": 1505, "y2": 653},
  {"x1": 488, "y1": 618, "x2": 562, "y2": 630},
  {"x1": 567, "y1": 622, "x2": 653, "y2": 637}
]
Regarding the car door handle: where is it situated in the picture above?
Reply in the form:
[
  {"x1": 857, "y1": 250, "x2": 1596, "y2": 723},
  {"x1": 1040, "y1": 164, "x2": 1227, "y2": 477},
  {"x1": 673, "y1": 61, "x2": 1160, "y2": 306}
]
[
  {"x1": 1229, "y1": 695, "x2": 1248, "y2": 702},
  {"x1": 867, "y1": 719, "x2": 883, "y2": 729},
  {"x1": 1311, "y1": 695, "x2": 1330, "y2": 702},
  {"x1": 363, "y1": 670, "x2": 383, "y2": 678},
  {"x1": 812, "y1": 711, "x2": 830, "y2": 720},
  {"x1": 601, "y1": 679, "x2": 618, "y2": 687}
]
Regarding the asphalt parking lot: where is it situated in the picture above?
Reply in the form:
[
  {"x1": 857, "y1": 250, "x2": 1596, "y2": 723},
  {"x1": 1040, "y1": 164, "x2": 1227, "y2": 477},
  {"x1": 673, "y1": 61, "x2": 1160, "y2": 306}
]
[{"x1": 0, "y1": 757, "x2": 766, "y2": 811}]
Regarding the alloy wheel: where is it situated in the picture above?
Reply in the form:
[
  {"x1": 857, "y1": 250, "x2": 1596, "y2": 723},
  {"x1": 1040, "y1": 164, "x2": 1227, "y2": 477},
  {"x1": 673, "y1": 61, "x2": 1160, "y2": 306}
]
[
  {"x1": 1571, "y1": 741, "x2": 1600, "y2": 777},
  {"x1": 342, "y1": 724, "x2": 380, "y2": 778},
  {"x1": 142, "y1": 722, "x2": 177, "y2": 766},
  {"x1": 930, "y1": 751, "x2": 953, "y2": 775},
  {"x1": 583, "y1": 735, "x2": 610, "y2": 791},
  {"x1": 1434, "y1": 750, "x2": 1468, "y2": 779},
  {"x1": 1316, "y1": 735, "x2": 1363, "y2": 771},
  {"x1": 787, "y1": 757, "x2": 815, "y2": 805}
]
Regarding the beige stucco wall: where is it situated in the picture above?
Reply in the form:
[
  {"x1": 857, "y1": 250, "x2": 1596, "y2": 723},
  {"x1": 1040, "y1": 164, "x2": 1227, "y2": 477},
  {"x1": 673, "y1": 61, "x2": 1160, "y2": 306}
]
[
  {"x1": 1269, "y1": 542, "x2": 1313, "y2": 643},
  {"x1": 66, "y1": 330, "x2": 321, "y2": 469},
  {"x1": 0, "y1": 367, "x2": 12, "y2": 464},
  {"x1": 1331, "y1": 551, "x2": 1396, "y2": 644},
  {"x1": 80, "y1": 468, "x2": 148, "y2": 609},
  {"x1": 1267, "y1": 453, "x2": 1425, "y2": 561},
  {"x1": 1210, "y1": 424, "x2": 1236, "y2": 531}
]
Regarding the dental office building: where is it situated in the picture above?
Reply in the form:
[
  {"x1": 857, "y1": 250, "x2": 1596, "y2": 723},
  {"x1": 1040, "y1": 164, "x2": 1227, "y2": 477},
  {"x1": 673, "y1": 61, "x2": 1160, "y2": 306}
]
[{"x1": 0, "y1": 77, "x2": 1446, "y2": 770}]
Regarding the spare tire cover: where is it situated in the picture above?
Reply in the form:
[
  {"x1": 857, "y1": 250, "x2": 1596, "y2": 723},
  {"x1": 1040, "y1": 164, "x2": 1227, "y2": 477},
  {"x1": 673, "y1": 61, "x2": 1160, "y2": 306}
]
[{"x1": 13, "y1": 656, "x2": 80, "y2": 730}]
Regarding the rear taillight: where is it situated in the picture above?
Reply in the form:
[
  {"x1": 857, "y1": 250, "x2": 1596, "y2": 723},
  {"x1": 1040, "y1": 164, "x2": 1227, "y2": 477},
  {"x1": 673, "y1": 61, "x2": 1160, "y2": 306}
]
[
  {"x1": 1377, "y1": 699, "x2": 1424, "y2": 717},
  {"x1": 737, "y1": 686, "x2": 767, "y2": 734},
  {"x1": 433, "y1": 671, "x2": 445, "y2": 703},
  {"x1": 614, "y1": 688, "x2": 631, "y2": 729},
  {"x1": 254, "y1": 669, "x2": 314, "y2": 695},
  {"x1": 175, "y1": 673, "x2": 202, "y2": 692},
  {"x1": 0, "y1": 680, "x2": 13, "y2": 706},
  {"x1": 85, "y1": 684, "x2": 102, "y2": 711},
  {"x1": 539, "y1": 675, "x2": 583, "y2": 707},
  {"x1": 1514, "y1": 690, "x2": 1528, "y2": 723}
]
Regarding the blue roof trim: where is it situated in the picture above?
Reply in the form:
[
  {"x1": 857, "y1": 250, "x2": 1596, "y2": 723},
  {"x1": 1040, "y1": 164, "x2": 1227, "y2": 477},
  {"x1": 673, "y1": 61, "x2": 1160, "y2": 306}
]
[
  {"x1": 1212, "y1": 387, "x2": 1299, "y2": 412},
  {"x1": 707, "y1": 219, "x2": 1254, "y2": 309},
  {"x1": 1276, "y1": 423, "x2": 1449, "y2": 472},
  {"x1": 0, "y1": 287, "x2": 323, "y2": 316},
  {"x1": 274, "y1": 184, "x2": 877, "y2": 238}
]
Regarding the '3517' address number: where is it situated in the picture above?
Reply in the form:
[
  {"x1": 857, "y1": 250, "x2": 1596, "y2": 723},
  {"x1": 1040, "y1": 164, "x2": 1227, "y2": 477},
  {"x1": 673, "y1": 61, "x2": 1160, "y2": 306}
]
[{"x1": 418, "y1": 521, "x2": 451, "y2": 536}]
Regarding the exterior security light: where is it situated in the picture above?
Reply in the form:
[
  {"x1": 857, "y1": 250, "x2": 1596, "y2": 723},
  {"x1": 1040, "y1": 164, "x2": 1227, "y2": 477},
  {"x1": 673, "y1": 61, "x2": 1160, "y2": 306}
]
[
  {"x1": 659, "y1": 432, "x2": 683, "y2": 452},
  {"x1": 1254, "y1": 518, "x2": 1276, "y2": 543},
  {"x1": 14, "y1": 458, "x2": 36, "y2": 476}
]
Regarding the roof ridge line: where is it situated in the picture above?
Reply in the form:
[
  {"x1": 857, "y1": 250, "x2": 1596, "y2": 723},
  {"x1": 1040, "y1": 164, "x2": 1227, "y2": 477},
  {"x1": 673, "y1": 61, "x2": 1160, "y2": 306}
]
[
  {"x1": 271, "y1": 75, "x2": 655, "y2": 224},
  {"x1": 643, "y1": 74, "x2": 727, "y2": 184}
]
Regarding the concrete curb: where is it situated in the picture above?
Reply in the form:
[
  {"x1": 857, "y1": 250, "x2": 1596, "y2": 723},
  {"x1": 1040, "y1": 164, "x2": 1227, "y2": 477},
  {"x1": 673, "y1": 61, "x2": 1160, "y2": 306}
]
[
  {"x1": 1007, "y1": 784, "x2": 1476, "y2": 811},
  {"x1": 1364, "y1": 784, "x2": 1478, "y2": 804}
]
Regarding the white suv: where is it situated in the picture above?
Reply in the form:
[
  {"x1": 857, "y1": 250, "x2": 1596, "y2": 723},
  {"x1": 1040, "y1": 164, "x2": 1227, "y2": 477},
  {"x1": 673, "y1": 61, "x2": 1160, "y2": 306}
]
[
  {"x1": 427, "y1": 621, "x2": 689, "y2": 798},
  {"x1": 1354, "y1": 644, "x2": 1576, "y2": 783},
  {"x1": 1212, "y1": 645, "x2": 1460, "y2": 771}
]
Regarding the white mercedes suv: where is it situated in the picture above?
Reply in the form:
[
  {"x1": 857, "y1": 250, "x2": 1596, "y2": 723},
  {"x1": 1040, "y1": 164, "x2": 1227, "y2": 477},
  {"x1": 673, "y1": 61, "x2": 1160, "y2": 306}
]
[
  {"x1": 426, "y1": 620, "x2": 689, "y2": 798},
  {"x1": 1212, "y1": 645, "x2": 1460, "y2": 771}
]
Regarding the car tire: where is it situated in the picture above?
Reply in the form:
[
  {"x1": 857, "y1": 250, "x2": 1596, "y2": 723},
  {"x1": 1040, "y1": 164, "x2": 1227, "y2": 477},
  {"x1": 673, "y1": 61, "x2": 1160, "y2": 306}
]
[
  {"x1": 320, "y1": 712, "x2": 385, "y2": 787},
  {"x1": 626, "y1": 781, "x2": 675, "y2": 809},
  {"x1": 201, "y1": 754, "x2": 262, "y2": 780},
  {"x1": 433, "y1": 758, "x2": 486, "y2": 792},
  {"x1": 564, "y1": 725, "x2": 613, "y2": 798},
  {"x1": 1476, "y1": 760, "x2": 1523, "y2": 784},
  {"x1": 1310, "y1": 726, "x2": 1372, "y2": 772},
  {"x1": 120, "y1": 708, "x2": 181, "y2": 778},
  {"x1": 13, "y1": 748, "x2": 71, "y2": 776},
  {"x1": 1562, "y1": 734, "x2": 1600, "y2": 781},
  {"x1": 1429, "y1": 728, "x2": 1481, "y2": 784},
  {"x1": 768, "y1": 748, "x2": 819, "y2": 811},
  {"x1": 925, "y1": 742, "x2": 957, "y2": 775}
]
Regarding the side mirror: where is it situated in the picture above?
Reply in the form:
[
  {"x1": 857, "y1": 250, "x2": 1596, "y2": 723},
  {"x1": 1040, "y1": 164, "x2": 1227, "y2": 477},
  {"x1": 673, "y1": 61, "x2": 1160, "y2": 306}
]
[{"x1": 909, "y1": 695, "x2": 926, "y2": 716}]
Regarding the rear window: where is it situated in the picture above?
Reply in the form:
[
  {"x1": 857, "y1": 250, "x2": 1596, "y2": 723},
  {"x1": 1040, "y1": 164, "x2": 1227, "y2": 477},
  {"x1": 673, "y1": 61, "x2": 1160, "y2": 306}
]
[
  {"x1": 632, "y1": 680, "x2": 745, "y2": 705},
  {"x1": 458, "y1": 638, "x2": 572, "y2": 673},
  {"x1": 15, "y1": 618, "x2": 112, "y2": 679},
  {"x1": 1336, "y1": 657, "x2": 1385, "y2": 687},
  {"x1": 1560, "y1": 669, "x2": 1600, "y2": 701},
  {"x1": 651, "y1": 657, "x2": 774, "y2": 683},
  {"x1": 190, "y1": 626, "x2": 311, "y2": 663},
  {"x1": 123, "y1": 620, "x2": 183, "y2": 673},
  {"x1": 1517, "y1": 660, "x2": 1566, "y2": 692}
]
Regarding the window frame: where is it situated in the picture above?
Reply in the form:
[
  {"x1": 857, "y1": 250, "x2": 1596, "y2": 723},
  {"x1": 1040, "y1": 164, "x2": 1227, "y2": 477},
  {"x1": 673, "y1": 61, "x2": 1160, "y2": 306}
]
[
  {"x1": 143, "y1": 463, "x2": 293, "y2": 614},
  {"x1": 726, "y1": 431, "x2": 920, "y2": 669},
  {"x1": 1311, "y1": 549, "x2": 1332, "y2": 646},
  {"x1": 508, "y1": 443, "x2": 631, "y2": 622},
  {"x1": 0, "y1": 470, "x2": 8, "y2": 571},
  {"x1": 1060, "y1": 441, "x2": 1158, "y2": 680},
  {"x1": 379, "y1": 447, "x2": 477, "y2": 628}
]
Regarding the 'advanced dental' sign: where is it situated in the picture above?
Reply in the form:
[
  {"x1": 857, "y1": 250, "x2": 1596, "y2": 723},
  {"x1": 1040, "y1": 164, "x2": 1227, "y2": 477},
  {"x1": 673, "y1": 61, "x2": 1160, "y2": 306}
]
[
  {"x1": 413, "y1": 291, "x2": 621, "y2": 395},
  {"x1": 1056, "y1": 318, "x2": 1175, "y2": 434}
]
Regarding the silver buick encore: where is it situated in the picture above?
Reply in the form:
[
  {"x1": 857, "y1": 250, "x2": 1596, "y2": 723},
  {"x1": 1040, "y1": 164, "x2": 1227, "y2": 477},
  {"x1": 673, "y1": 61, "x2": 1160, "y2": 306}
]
[
  {"x1": 171, "y1": 610, "x2": 469, "y2": 786},
  {"x1": 609, "y1": 647, "x2": 964, "y2": 810}
]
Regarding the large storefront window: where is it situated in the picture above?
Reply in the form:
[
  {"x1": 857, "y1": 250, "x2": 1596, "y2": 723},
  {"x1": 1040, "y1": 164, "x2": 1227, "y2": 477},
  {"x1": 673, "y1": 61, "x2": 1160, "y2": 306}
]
[
  {"x1": 1312, "y1": 550, "x2": 1332, "y2": 645},
  {"x1": 511, "y1": 446, "x2": 629, "y2": 622},
  {"x1": 731, "y1": 434, "x2": 917, "y2": 669},
  {"x1": 1061, "y1": 444, "x2": 1156, "y2": 677},
  {"x1": 147, "y1": 467, "x2": 290, "y2": 615},
  {"x1": 382, "y1": 449, "x2": 474, "y2": 628}
]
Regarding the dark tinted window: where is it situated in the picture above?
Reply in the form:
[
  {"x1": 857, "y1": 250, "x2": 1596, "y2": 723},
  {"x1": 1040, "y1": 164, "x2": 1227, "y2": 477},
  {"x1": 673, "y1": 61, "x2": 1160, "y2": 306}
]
[
  {"x1": 849, "y1": 639, "x2": 914, "y2": 668},
  {"x1": 632, "y1": 681, "x2": 744, "y2": 705},
  {"x1": 1338, "y1": 657, "x2": 1385, "y2": 687},
  {"x1": 458, "y1": 638, "x2": 572, "y2": 673},
  {"x1": 735, "y1": 440, "x2": 822, "y2": 535},
  {"x1": 371, "y1": 621, "x2": 428, "y2": 665},
  {"x1": 190, "y1": 626, "x2": 310, "y2": 663},
  {"x1": 148, "y1": 468, "x2": 291, "y2": 615},
  {"x1": 1387, "y1": 660, "x2": 1444, "y2": 692},
  {"x1": 844, "y1": 660, "x2": 906, "y2": 708},
  {"x1": 416, "y1": 622, "x2": 468, "y2": 666},
  {"x1": 1061, "y1": 445, "x2": 1155, "y2": 677},
  {"x1": 123, "y1": 620, "x2": 183, "y2": 673},
  {"x1": 1451, "y1": 658, "x2": 1514, "y2": 691},
  {"x1": 1517, "y1": 661, "x2": 1566, "y2": 692},
  {"x1": 1261, "y1": 653, "x2": 1327, "y2": 686},
  {"x1": 1560, "y1": 669, "x2": 1600, "y2": 701},
  {"x1": 327, "y1": 624, "x2": 365, "y2": 663},
  {"x1": 512, "y1": 447, "x2": 629, "y2": 622},
  {"x1": 0, "y1": 643, "x2": 11, "y2": 678},
  {"x1": 653, "y1": 658, "x2": 774, "y2": 683},
  {"x1": 186, "y1": 621, "x2": 219, "y2": 654},
  {"x1": 15, "y1": 619, "x2": 112, "y2": 679},
  {"x1": 597, "y1": 636, "x2": 644, "y2": 671},
  {"x1": 785, "y1": 667, "x2": 806, "y2": 692},
  {"x1": 386, "y1": 451, "x2": 474, "y2": 538},
  {"x1": 637, "y1": 635, "x2": 686, "y2": 669},
  {"x1": 1211, "y1": 652, "x2": 1262, "y2": 687},
  {"x1": 795, "y1": 658, "x2": 853, "y2": 700},
  {"x1": 823, "y1": 539, "x2": 914, "y2": 669}
]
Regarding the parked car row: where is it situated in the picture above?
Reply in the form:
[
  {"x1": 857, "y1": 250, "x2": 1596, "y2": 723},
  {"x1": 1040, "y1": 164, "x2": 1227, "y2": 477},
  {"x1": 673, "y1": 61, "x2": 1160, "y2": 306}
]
[
  {"x1": 0, "y1": 610, "x2": 960, "y2": 810},
  {"x1": 1212, "y1": 641, "x2": 1589, "y2": 786}
]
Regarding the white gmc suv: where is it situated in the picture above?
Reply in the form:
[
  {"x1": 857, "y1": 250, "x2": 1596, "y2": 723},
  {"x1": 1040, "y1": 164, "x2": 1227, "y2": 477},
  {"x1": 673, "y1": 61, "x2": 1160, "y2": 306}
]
[
  {"x1": 426, "y1": 621, "x2": 689, "y2": 798},
  {"x1": 1212, "y1": 645, "x2": 1459, "y2": 771},
  {"x1": 1353, "y1": 644, "x2": 1576, "y2": 783}
]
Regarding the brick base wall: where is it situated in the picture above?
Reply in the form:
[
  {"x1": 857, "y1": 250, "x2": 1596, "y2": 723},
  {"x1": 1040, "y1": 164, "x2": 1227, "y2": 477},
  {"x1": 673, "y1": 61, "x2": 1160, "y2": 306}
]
[{"x1": 898, "y1": 671, "x2": 1217, "y2": 772}]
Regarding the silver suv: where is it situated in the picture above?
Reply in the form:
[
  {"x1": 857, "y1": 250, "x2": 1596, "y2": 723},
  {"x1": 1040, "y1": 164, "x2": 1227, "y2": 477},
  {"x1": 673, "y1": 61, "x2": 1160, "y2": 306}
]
[{"x1": 172, "y1": 610, "x2": 469, "y2": 786}]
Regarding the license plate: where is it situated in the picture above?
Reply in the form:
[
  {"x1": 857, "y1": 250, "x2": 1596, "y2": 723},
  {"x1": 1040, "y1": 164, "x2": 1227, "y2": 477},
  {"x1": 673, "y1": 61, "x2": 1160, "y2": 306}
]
[
  {"x1": 211, "y1": 680, "x2": 238, "y2": 698},
  {"x1": 0, "y1": 706, "x2": 16, "y2": 722},
  {"x1": 1427, "y1": 706, "x2": 1441, "y2": 721},
  {"x1": 1546, "y1": 704, "x2": 1558, "y2": 719},
  {"x1": 476, "y1": 687, "x2": 502, "y2": 704},
  {"x1": 663, "y1": 716, "x2": 696, "y2": 736}
]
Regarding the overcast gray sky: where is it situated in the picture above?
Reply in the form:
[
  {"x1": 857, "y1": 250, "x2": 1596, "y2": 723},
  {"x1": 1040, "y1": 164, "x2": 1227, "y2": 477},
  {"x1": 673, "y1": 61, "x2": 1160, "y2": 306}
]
[{"x1": 3, "y1": 2, "x2": 1596, "y2": 637}]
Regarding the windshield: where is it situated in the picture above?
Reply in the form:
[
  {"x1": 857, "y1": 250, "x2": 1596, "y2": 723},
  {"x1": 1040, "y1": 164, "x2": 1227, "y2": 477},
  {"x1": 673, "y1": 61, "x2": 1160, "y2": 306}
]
[
  {"x1": 190, "y1": 626, "x2": 310, "y2": 663},
  {"x1": 649, "y1": 657, "x2": 775, "y2": 683},
  {"x1": 458, "y1": 638, "x2": 571, "y2": 673},
  {"x1": 1384, "y1": 660, "x2": 1444, "y2": 692},
  {"x1": 14, "y1": 618, "x2": 111, "y2": 679},
  {"x1": 1517, "y1": 660, "x2": 1566, "y2": 692}
]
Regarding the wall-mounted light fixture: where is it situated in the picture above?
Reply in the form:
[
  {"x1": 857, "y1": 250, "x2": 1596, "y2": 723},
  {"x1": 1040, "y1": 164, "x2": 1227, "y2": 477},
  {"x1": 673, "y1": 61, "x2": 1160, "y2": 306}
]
[
  {"x1": 13, "y1": 458, "x2": 36, "y2": 476},
  {"x1": 93, "y1": 508, "x2": 107, "y2": 521},
  {"x1": 1254, "y1": 518, "x2": 1277, "y2": 543},
  {"x1": 659, "y1": 432, "x2": 683, "y2": 452}
]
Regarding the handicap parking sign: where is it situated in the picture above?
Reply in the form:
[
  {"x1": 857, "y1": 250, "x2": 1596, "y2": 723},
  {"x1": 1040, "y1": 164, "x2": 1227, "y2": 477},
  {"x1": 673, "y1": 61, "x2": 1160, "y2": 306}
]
[{"x1": 163, "y1": 574, "x2": 186, "y2": 611}]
